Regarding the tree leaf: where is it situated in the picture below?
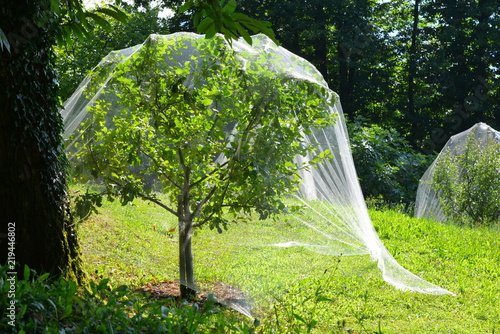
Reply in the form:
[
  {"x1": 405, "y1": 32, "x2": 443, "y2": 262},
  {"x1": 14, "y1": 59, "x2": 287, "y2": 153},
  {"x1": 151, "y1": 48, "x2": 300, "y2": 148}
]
[
  {"x1": 231, "y1": 13, "x2": 276, "y2": 42},
  {"x1": 0, "y1": 28, "x2": 10, "y2": 53},
  {"x1": 197, "y1": 17, "x2": 214, "y2": 34},
  {"x1": 179, "y1": 1, "x2": 194, "y2": 13},
  {"x1": 223, "y1": 0, "x2": 237, "y2": 14},
  {"x1": 69, "y1": 22, "x2": 87, "y2": 42},
  {"x1": 86, "y1": 12, "x2": 112, "y2": 31},
  {"x1": 95, "y1": 6, "x2": 128, "y2": 23},
  {"x1": 201, "y1": 98, "x2": 213, "y2": 106},
  {"x1": 50, "y1": 0, "x2": 60, "y2": 14},
  {"x1": 235, "y1": 22, "x2": 252, "y2": 45}
]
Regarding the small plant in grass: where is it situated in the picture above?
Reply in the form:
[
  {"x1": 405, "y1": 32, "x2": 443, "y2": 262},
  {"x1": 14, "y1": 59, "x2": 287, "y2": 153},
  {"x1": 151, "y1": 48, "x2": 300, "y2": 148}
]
[
  {"x1": 432, "y1": 132, "x2": 500, "y2": 226},
  {"x1": 70, "y1": 35, "x2": 336, "y2": 300},
  {"x1": 270, "y1": 263, "x2": 345, "y2": 334}
]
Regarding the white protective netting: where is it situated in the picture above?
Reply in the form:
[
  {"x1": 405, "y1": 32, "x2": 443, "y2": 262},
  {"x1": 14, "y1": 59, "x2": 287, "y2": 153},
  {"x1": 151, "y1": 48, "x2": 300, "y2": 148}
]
[
  {"x1": 415, "y1": 122, "x2": 500, "y2": 222},
  {"x1": 61, "y1": 32, "x2": 452, "y2": 296}
]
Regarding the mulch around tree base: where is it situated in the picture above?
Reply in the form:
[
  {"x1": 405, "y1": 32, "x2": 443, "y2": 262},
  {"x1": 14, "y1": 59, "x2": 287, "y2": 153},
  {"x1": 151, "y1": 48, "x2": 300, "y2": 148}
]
[{"x1": 135, "y1": 281, "x2": 252, "y2": 316}]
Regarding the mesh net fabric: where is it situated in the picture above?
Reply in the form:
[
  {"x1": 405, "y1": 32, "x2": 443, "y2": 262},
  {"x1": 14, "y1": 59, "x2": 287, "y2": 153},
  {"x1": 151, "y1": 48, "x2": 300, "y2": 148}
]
[
  {"x1": 281, "y1": 125, "x2": 452, "y2": 294},
  {"x1": 415, "y1": 122, "x2": 500, "y2": 222},
  {"x1": 61, "y1": 32, "x2": 452, "y2": 297}
]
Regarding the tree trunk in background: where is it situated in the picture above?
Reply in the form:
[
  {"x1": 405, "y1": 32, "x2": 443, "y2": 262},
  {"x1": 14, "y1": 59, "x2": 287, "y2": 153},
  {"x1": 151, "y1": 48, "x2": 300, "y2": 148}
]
[
  {"x1": 407, "y1": 0, "x2": 420, "y2": 143},
  {"x1": 0, "y1": 0, "x2": 86, "y2": 283},
  {"x1": 337, "y1": 41, "x2": 357, "y2": 116}
]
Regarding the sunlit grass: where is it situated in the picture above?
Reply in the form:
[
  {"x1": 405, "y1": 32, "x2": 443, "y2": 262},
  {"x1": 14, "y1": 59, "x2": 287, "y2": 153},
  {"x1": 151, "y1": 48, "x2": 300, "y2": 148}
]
[{"x1": 77, "y1": 193, "x2": 500, "y2": 333}]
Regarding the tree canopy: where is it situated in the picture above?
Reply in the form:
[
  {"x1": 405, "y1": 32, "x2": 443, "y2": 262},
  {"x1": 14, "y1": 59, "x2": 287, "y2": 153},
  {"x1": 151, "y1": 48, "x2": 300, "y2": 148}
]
[{"x1": 65, "y1": 33, "x2": 337, "y2": 298}]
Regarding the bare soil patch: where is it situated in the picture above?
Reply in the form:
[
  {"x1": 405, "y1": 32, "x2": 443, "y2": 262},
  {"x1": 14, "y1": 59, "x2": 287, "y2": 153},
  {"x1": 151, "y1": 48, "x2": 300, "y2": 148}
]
[{"x1": 135, "y1": 281, "x2": 251, "y2": 316}]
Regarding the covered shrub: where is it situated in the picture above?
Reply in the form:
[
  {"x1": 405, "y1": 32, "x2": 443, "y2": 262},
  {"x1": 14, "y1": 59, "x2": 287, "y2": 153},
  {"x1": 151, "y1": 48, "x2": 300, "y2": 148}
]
[{"x1": 415, "y1": 123, "x2": 500, "y2": 226}]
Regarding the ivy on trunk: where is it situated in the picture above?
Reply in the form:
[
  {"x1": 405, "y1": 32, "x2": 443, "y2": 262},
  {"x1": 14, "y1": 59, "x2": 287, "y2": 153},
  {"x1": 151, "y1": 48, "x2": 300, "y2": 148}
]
[{"x1": 0, "y1": 0, "x2": 86, "y2": 282}]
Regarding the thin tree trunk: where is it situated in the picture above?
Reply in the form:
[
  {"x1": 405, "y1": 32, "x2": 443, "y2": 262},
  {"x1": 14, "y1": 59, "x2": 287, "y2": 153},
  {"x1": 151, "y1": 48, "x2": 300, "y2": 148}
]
[
  {"x1": 338, "y1": 42, "x2": 350, "y2": 112},
  {"x1": 178, "y1": 217, "x2": 196, "y2": 300},
  {"x1": 177, "y1": 181, "x2": 196, "y2": 300},
  {"x1": 407, "y1": 0, "x2": 420, "y2": 141}
]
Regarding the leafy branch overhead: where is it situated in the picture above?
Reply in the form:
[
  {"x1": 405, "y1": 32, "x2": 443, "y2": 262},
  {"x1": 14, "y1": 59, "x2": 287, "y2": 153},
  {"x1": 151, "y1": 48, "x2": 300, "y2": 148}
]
[
  {"x1": 0, "y1": 0, "x2": 128, "y2": 53},
  {"x1": 48, "y1": 0, "x2": 128, "y2": 47},
  {"x1": 179, "y1": 0, "x2": 276, "y2": 45}
]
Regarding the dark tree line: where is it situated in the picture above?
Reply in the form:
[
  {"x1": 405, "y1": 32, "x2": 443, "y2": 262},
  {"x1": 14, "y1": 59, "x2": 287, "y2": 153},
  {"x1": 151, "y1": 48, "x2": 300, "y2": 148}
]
[{"x1": 233, "y1": 0, "x2": 499, "y2": 151}]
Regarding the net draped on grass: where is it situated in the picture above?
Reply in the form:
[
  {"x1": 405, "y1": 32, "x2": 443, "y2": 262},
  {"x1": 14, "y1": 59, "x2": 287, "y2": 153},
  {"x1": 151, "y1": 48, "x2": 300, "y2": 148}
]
[{"x1": 61, "y1": 32, "x2": 452, "y2": 303}]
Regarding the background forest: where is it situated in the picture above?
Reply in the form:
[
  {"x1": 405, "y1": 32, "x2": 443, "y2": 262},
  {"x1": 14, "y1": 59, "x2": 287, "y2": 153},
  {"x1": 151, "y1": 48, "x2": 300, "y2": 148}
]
[{"x1": 56, "y1": 0, "x2": 499, "y2": 205}]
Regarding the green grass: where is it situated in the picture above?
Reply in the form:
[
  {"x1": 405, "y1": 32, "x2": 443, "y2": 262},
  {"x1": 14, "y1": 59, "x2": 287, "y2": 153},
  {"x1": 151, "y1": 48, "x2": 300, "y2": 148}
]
[{"x1": 76, "y1": 195, "x2": 500, "y2": 333}]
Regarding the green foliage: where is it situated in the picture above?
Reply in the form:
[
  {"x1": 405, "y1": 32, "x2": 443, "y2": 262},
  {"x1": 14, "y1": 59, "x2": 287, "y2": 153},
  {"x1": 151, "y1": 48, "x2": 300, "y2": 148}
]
[
  {"x1": 71, "y1": 34, "x2": 336, "y2": 230},
  {"x1": 178, "y1": 0, "x2": 276, "y2": 45},
  {"x1": 1, "y1": 0, "x2": 128, "y2": 53},
  {"x1": 55, "y1": 5, "x2": 168, "y2": 100},
  {"x1": 271, "y1": 265, "x2": 342, "y2": 334},
  {"x1": 348, "y1": 117, "x2": 434, "y2": 205},
  {"x1": 48, "y1": 0, "x2": 128, "y2": 48},
  {"x1": 0, "y1": 265, "x2": 256, "y2": 333},
  {"x1": 432, "y1": 133, "x2": 500, "y2": 226}
]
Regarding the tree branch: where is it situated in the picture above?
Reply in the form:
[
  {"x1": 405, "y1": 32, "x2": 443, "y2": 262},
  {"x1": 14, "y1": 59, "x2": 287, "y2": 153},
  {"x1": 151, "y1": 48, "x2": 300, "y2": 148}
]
[
  {"x1": 87, "y1": 143, "x2": 179, "y2": 217},
  {"x1": 189, "y1": 160, "x2": 229, "y2": 189},
  {"x1": 137, "y1": 191, "x2": 179, "y2": 217},
  {"x1": 139, "y1": 147, "x2": 182, "y2": 189},
  {"x1": 190, "y1": 185, "x2": 218, "y2": 227}
]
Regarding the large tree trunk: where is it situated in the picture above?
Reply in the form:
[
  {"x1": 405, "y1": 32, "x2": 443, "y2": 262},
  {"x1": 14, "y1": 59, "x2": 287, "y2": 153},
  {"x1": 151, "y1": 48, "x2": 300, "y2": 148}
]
[{"x1": 0, "y1": 1, "x2": 86, "y2": 283}]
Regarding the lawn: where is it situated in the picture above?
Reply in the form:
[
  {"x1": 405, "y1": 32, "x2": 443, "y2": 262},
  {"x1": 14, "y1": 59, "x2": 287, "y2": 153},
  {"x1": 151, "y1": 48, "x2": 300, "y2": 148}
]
[{"x1": 77, "y1": 194, "x2": 500, "y2": 333}]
